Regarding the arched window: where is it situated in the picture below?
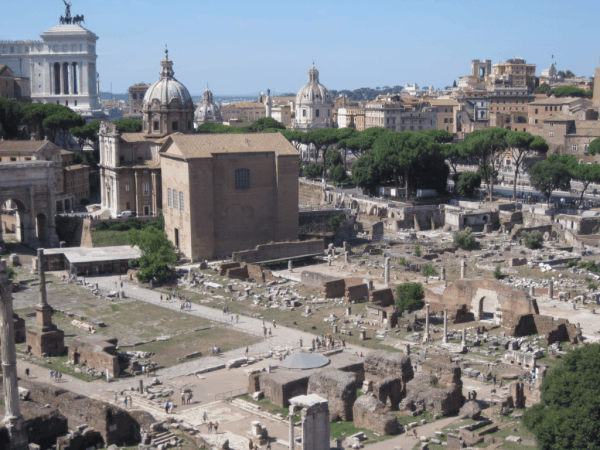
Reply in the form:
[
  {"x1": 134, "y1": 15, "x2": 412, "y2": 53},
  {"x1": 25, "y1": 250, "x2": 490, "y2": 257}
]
[
  {"x1": 235, "y1": 169, "x2": 250, "y2": 189},
  {"x1": 302, "y1": 109, "x2": 306, "y2": 117}
]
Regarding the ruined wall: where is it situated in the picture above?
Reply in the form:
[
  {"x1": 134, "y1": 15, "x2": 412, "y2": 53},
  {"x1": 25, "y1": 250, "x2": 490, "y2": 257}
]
[
  {"x1": 232, "y1": 239, "x2": 324, "y2": 263},
  {"x1": 424, "y1": 279, "x2": 538, "y2": 328},
  {"x1": 369, "y1": 289, "x2": 394, "y2": 307},
  {"x1": 307, "y1": 370, "x2": 356, "y2": 421},
  {"x1": 322, "y1": 279, "x2": 346, "y2": 299},
  {"x1": 512, "y1": 314, "x2": 582, "y2": 344},
  {"x1": 346, "y1": 283, "x2": 369, "y2": 303},
  {"x1": 298, "y1": 181, "x2": 324, "y2": 206},
  {"x1": 68, "y1": 336, "x2": 120, "y2": 378},
  {"x1": 301, "y1": 271, "x2": 336, "y2": 288},
  {"x1": 254, "y1": 374, "x2": 310, "y2": 408},
  {"x1": 219, "y1": 262, "x2": 241, "y2": 276},
  {"x1": 246, "y1": 264, "x2": 277, "y2": 283},
  {"x1": 21, "y1": 380, "x2": 155, "y2": 446}
]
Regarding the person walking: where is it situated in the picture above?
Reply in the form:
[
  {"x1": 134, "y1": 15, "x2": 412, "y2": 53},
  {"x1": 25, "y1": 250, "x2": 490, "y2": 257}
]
[
  {"x1": 58, "y1": 372, "x2": 63, "y2": 383},
  {"x1": 207, "y1": 421, "x2": 213, "y2": 434},
  {"x1": 50, "y1": 369, "x2": 54, "y2": 380},
  {"x1": 268, "y1": 328, "x2": 272, "y2": 337},
  {"x1": 405, "y1": 425, "x2": 410, "y2": 437},
  {"x1": 245, "y1": 347, "x2": 249, "y2": 357},
  {"x1": 124, "y1": 397, "x2": 128, "y2": 408},
  {"x1": 129, "y1": 396, "x2": 133, "y2": 408},
  {"x1": 188, "y1": 393, "x2": 193, "y2": 404},
  {"x1": 181, "y1": 391, "x2": 186, "y2": 405},
  {"x1": 25, "y1": 368, "x2": 30, "y2": 379},
  {"x1": 214, "y1": 421, "x2": 219, "y2": 434},
  {"x1": 114, "y1": 393, "x2": 118, "y2": 403},
  {"x1": 413, "y1": 427, "x2": 417, "y2": 439},
  {"x1": 202, "y1": 412, "x2": 208, "y2": 423},
  {"x1": 165, "y1": 401, "x2": 170, "y2": 414},
  {"x1": 263, "y1": 328, "x2": 267, "y2": 337}
]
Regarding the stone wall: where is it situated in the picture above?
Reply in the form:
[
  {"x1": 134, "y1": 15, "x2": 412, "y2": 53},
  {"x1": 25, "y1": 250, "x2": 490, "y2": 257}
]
[
  {"x1": 307, "y1": 370, "x2": 356, "y2": 421},
  {"x1": 68, "y1": 335, "x2": 120, "y2": 378},
  {"x1": 322, "y1": 279, "x2": 346, "y2": 299},
  {"x1": 364, "y1": 351, "x2": 414, "y2": 407},
  {"x1": 232, "y1": 239, "x2": 324, "y2": 263},
  {"x1": 369, "y1": 288, "x2": 394, "y2": 307},
  {"x1": 512, "y1": 314, "x2": 582, "y2": 344},
  {"x1": 352, "y1": 395, "x2": 399, "y2": 435},
  {"x1": 298, "y1": 181, "x2": 324, "y2": 206},
  {"x1": 346, "y1": 283, "x2": 369, "y2": 303},
  {"x1": 20, "y1": 380, "x2": 155, "y2": 446},
  {"x1": 253, "y1": 374, "x2": 310, "y2": 408},
  {"x1": 300, "y1": 271, "x2": 337, "y2": 288},
  {"x1": 424, "y1": 279, "x2": 538, "y2": 329}
]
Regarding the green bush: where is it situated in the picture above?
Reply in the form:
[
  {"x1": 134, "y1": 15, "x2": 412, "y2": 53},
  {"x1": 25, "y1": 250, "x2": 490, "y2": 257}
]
[
  {"x1": 395, "y1": 283, "x2": 424, "y2": 312},
  {"x1": 304, "y1": 163, "x2": 324, "y2": 179},
  {"x1": 493, "y1": 264, "x2": 502, "y2": 280},
  {"x1": 522, "y1": 230, "x2": 543, "y2": 249},
  {"x1": 398, "y1": 257, "x2": 407, "y2": 267},
  {"x1": 567, "y1": 260, "x2": 577, "y2": 268},
  {"x1": 456, "y1": 172, "x2": 482, "y2": 198},
  {"x1": 329, "y1": 213, "x2": 346, "y2": 231},
  {"x1": 7, "y1": 266, "x2": 16, "y2": 279},
  {"x1": 453, "y1": 227, "x2": 476, "y2": 249},
  {"x1": 414, "y1": 245, "x2": 422, "y2": 257},
  {"x1": 579, "y1": 261, "x2": 600, "y2": 273},
  {"x1": 95, "y1": 220, "x2": 109, "y2": 230},
  {"x1": 422, "y1": 263, "x2": 438, "y2": 277},
  {"x1": 588, "y1": 283, "x2": 598, "y2": 290}
]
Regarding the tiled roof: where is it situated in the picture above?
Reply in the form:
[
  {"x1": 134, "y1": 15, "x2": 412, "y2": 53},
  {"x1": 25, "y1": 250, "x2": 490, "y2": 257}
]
[
  {"x1": 119, "y1": 133, "x2": 166, "y2": 143},
  {"x1": 0, "y1": 64, "x2": 14, "y2": 77},
  {"x1": 64, "y1": 164, "x2": 89, "y2": 171},
  {"x1": 0, "y1": 140, "x2": 62, "y2": 153},
  {"x1": 162, "y1": 132, "x2": 299, "y2": 159},
  {"x1": 542, "y1": 114, "x2": 574, "y2": 122},
  {"x1": 530, "y1": 96, "x2": 583, "y2": 105},
  {"x1": 429, "y1": 99, "x2": 459, "y2": 106},
  {"x1": 570, "y1": 121, "x2": 600, "y2": 137}
]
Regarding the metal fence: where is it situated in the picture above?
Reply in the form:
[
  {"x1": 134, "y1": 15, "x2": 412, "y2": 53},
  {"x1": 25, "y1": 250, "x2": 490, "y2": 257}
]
[{"x1": 215, "y1": 387, "x2": 248, "y2": 401}]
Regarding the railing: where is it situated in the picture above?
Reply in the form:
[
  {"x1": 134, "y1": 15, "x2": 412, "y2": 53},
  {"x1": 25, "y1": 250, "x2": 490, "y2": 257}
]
[{"x1": 215, "y1": 387, "x2": 248, "y2": 401}]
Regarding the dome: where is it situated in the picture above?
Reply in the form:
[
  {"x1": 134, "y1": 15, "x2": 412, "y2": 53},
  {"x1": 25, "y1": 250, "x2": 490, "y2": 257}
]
[
  {"x1": 296, "y1": 65, "x2": 333, "y2": 105},
  {"x1": 143, "y1": 49, "x2": 192, "y2": 107},
  {"x1": 193, "y1": 87, "x2": 222, "y2": 126}
]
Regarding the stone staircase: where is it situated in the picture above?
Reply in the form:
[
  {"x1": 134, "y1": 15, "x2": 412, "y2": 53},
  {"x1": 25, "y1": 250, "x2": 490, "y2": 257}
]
[{"x1": 151, "y1": 430, "x2": 177, "y2": 448}]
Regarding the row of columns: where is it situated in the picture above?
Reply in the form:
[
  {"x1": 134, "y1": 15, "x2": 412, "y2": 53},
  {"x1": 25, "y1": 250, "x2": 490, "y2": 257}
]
[
  {"x1": 49, "y1": 61, "x2": 83, "y2": 96},
  {"x1": 422, "y1": 302, "x2": 468, "y2": 348}
]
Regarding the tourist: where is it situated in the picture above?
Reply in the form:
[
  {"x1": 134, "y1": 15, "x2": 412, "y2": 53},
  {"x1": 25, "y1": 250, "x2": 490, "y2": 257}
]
[
  {"x1": 188, "y1": 393, "x2": 193, "y2": 404},
  {"x1": 214, "y1": 421, "x2": 219, "y2": 434},
  {"x1": 299, "y1": 338, "x2": 303, "y2": 348},
  {"x1": 25, "y1": 368, "x2": 30, "y2": 379},
  {"x1": 58, "y1": 372, "x2": 62, "y2": 382},
  {"x1": 114, "y1": 393, "x2": 118, "y2": 403},
  {"x1": 181, "y1": 391, "x2": 186, "y2": 405},
  {"x1": 413, "y1": 428, "x2": 417, "y2": 439},
  {"x1": 124, "y1": 397, "x2": 128, "y2": 408},
  {"x1": 165, "y1": 401, "x2": 170, "y2": 414},
  {"x1": 207, "y1": 421, "x2": 213, "y2": 433},
  {"x1": 272, "y1": 319, "x2": 276, "y2": 328},
  {"x1": 266, "y1": 443, "x2": 271, "y2": 450},
  {"x1": 129, "y1": 396, "x2": 133, "y2": 408},
  {"x1": 169, "y1": 403, "x2": 173, "y2": 414},
  {"x1": 245, "y1": 347, "x2": 249, "y2": 357},
  {"x1": 50, "y1": 369, "x2": 54, "y2": 380},
  {"x1": 405, "y1": 425, "x2": 410, "y2": 437},
  {"x1": 268, "y1": 328, "x2": 272, "y2": 337},
  {"x1": 263, "y1": 328, "x2": 267, "y2": 337},
  {"x1": 202, "y1": 412, "x2": 208, "y2": 423}
]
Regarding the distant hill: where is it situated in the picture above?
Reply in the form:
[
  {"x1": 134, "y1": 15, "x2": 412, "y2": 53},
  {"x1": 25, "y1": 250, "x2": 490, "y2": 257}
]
[{"x1": 100, "y1": 91, "x2": 129, "y2": 101}]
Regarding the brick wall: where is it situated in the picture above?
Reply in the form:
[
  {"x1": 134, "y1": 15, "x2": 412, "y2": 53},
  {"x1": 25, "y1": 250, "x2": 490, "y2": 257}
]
[
  {"x1": 346, "y1": 284, "x2": 369, "y2": 303},
  {"x1": 369, "y1": 288, "x2": 394, "y2": 306},
  {"x1": 219, "y1": 262, "x2": 241, "y2": 276},
  {"x1": 232, "y1": 239, "x2": 324, "y2": 263},
  {"x1": 301, "y1": 271, "x2": 336, "y2": 287},
  {"x1": 68, "y1": 336, "x2": 120, "y2": 378},
  {"x1": 323, "y1": 279, "x2": 346, "y2": 299}
]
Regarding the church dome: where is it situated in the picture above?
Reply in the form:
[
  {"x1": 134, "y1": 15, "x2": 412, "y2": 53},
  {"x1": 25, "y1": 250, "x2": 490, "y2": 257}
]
[
  {"x1": 143, "y1": 49, "x2": 192, "y2": 107},
  {"x1": 296, "y1": 65, "x2": 333, "y2": 105},
  {"x1": 193, "y1": 87, "x2": 223, "y2": 127}
]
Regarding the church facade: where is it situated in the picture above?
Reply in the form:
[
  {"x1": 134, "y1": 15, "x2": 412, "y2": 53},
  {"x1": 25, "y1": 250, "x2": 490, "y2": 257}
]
[{"x1": 290, "y1": 65, "x2": 335, "y2": 132}]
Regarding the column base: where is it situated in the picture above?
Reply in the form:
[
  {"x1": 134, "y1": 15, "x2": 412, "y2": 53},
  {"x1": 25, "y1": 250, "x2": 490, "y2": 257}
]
[
  {"x1": 422, "y1": 333, "x2": 431, "y2": 343},
  {"x1": 3, "y1": 415, "x2": 29, "y2": 450}
]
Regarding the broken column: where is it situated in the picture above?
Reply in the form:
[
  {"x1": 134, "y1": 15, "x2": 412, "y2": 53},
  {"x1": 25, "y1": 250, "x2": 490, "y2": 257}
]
[
  {"x1": 460, "y1": 260, "x2": 466, "y2": 279},
  {"x1": 422, "y1": 303, "x2": 431, "y2": 343},
  {"x1": 548, "y1": 280, "x2": 554, "y2": 299},
  {"x1": 461, "y1": 328, "x2": 467, "y2": 347},
  {"x1": 288, "y1": 406, "x2": 295, "y2": 450},
  {"x1": 288, "y1": 260, "x2": 293, "y2": 273},
  {"x1": 441, "y1": 266, "x2": 446, "y2": 281},
  {"x1": 344, "y1": 252, "x2": 349, "y2": 263},
  {"x1": 442, "y1": 307, "x2": 448, "y2": 344},
  {"x1": 529, "y1": 286, "x2": 535, "y2": 297},
  {"x1": 0, "y1": 260, "x2": 29, "y2": 450},
  {"x1": 290, "y1": 394, "x2": 330, "y2": 450},
  {"x1": 384, "y1": 257, "x2": 390, "y2": 284},
  {"x1": 25, "y1": 248, "x2": 65, "y2": 357},
  {"x1": 359, "y1": 330, "x2": 366, "y2": 340}
]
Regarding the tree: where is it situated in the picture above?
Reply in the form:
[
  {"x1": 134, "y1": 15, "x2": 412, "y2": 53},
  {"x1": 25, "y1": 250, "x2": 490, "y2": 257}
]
[
  {"x1": 546, "y1": 86, "x2": 592, "y2": 99},
  {"x1": 522, "y1": 230, "x2": 543, "y2": 249},
  {"x1": 324, "y1": 147, "x2": 343, "y2": 169},
  {"x1": 350, "y1": 153, "x2": 381, "y2": 194},
  {"x1": 506, "y1": 131, "x2": 549, "y2": 200},
  {"x1": 338, "y1": 127, "x2": 392, "y2": 159},
  {"x1": 335, "y1": 127, "x2": 359, "y2": 166},
  {"x1": 280, "y1": 129, "x2": 307, "y2": 153},
  {"x1": 70, "y1": 120, "x2": 101, "y2": 150},
  {"x1": 0, "y1": 98, "x2": 24, "y2": 139},
  {"x1": 454, "y1": 227, "x2": 476, "y2": 249},
  {"x1": 303, "y1": 163, "x2": 323, "y2": 179},
  {"x1": 453, "y1": 80, "x2": 457, "y2": 88},
  {"x1": 395, "y1": 283, "x2": 424, "y2": 312},
  {"x1": 571, "y1": 163, "x2": 600, "y2": 205},
  {"x1": 523, "y1": 344, "x2": 600, "y2": 450},
  {"x1": 420, "y1": 129, "x2": 454, "y2": 144},
  {"x1": 443, "y1": 142, "x2": 467, "y2": 181},
  {"x1": 528, "y1": 160, "x2": 571, "y2": 206},
  {"x1": 409, "y1": 154, "x2": 449, "y2": 195},
  {"x1": 43, "y1": 109, "x2": 85, "y2": 148},
  {"x1": 534, "y1": 83, "x2": 551, "y2": 94},
  {"x1": 493, "y1": 264, "x2": 502, "y2": 280},
  {"x1": 21, "y1": 103, "x2": 72, "y2": 140},
  {"x1": 456, "y1": 172, "x2": 482, "y2": 198},
  {"x1": 329, "y1": 164, "x2": 347, "y2": 185},
  {"x1": 127, "y1": 220, "x2": 177, "y2": 283},
  {"x1": 587, "y1": 137, "x2": 600, "y2": 156},
  {"x1": 113, "y1": 118, "x2": 143, "y2": 133},
  {"x1": 463, "y1": 128, "x2": 510, "y2": 202},
  {"x1": 248, "y1": 117, "x2": 286, "y2": 131},
  {"x1": 306, "y1": 128, "x2": 341, "y2": 163}
]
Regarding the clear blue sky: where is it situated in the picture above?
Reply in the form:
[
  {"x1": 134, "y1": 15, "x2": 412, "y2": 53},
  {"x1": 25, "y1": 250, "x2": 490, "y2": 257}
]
[{"x1": 2, "y1": 0, "x2": 599, "y2": 95}]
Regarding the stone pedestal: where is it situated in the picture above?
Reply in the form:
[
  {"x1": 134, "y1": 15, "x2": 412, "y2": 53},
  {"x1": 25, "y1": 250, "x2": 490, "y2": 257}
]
[
  {"x1": 460, "y1": 260, "x2": 466, "y2": 279},
  {"x1": 548, "y1": 281, "x2": 554, "y2": 299},
  {"x1": 290, "y1": 395, "x2": 330, "y2": 450},
  {"x1": 288, "y1": 260, "x2": 293, "y2": 273},
  {"x1": 359, "y1": 330, "x2": 366, "y2": 341},
  {"x1": 422, "y1": 303, "x2": 431, "y2": 343},
  {"x1": 25, "y1": 249, "x2": 64, "y2": 357},
  {"x1": 441, "y1": 266, "x2": 446, "y2": 281},
  {"x1": 0, "y1": 261, "x2": 29, "y2": 450}
]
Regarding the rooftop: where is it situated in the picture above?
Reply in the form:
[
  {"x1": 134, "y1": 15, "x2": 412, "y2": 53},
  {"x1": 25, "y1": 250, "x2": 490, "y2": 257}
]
[
  {"x1": 0, "y1": 140, "x2": 62, "y2": 154},
  {"x1": 43, "y1": 245, "x2": 142, "y2": 265}
]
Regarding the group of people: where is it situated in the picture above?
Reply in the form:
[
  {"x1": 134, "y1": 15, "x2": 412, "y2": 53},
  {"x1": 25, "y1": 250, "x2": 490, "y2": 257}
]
[
  {"x1": 261, "y1": 320, "x2": 273, "y2": 337},
  {"x1": 114, "y1": 393, "x2": 134, "y2": 409},
  {"x1": 49, "y1": 370, "x2": 63, "y2": 382},
  {"x1": 180, "y1": 301, "x2": 192, "y2": 311},
  {"x1": 202, "y1": 412, "x2": 219, "y2": 434},
  {"x1": 181, "y1": 390, "x2": 194, "y2": 404},
  {"x1": 309, "y1": 335, "x2": 345, "y2": 352},
  {"x1": 141, "y1": 365, "x2": 156, "y2": 377}
]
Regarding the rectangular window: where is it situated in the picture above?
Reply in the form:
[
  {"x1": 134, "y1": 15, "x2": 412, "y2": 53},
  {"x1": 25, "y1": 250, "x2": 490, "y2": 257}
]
[
  {"x1": 172, "y1": 121, "x2": 179, "y2": 131},
  {"x1": 125, "y1": 184, "x2": 130, "y2": 192},
  {"x1": 153, "y1": 121, "x2": 159, "y2": 131},
  {"x1": 143, "y1": 182, "x2": 149, "y2": 196},
  {"x1": 572, "y1": 144, "x2": 578, "y2": 152},
  {"x1": 584, "y1": 144, "x2": 589, "y2": 152},
  {"x1": 168, "y1": 188, "x2": 172, "y2": 207},
  {"x1": 549, "y1": 131, "x2": 554, "y2": 137},
  {"x1": 180, "y1": 192, "x2": 184, "y2": 212},
  {"x1": 235, "y1": 168, "x2": 250, "y2": 189},
  {"x1": 173, "y1": 190, "x2": 178, "y2": 209}
]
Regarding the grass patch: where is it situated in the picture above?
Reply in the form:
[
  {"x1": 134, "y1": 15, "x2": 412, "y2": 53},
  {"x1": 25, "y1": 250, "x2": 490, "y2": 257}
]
[
  {"x1": 110, "y1": 304, "x2": 120, "y2": 312},
  {"x1": 329, "y1": 421, "x2": 394, "y2": 444},
  {"x1": 239, "y1": 394, "x2": 301, "y2": 423},
  {"x1": 91, "y1": 230, "x2": 129, "y2": 247}
]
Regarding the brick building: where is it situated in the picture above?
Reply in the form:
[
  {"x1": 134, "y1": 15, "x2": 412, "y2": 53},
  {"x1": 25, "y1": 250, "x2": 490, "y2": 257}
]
[
  {"x1": 159, "y1": 132, "x2": 299, "y2": 260},
  {"x1": 128, "y1": 82, "x2": 150, "y2": 119},
  {"x1": 64, "y1": 164, "x2": 90, "y2": 203},
  {"x1": 488, "y1": 87, "x2": 534, "y2": 131},
  {"x1": 490, "y1": 58, "x2": 537, "y2": 89},
  {"x1": 221, "y1": 102, "x2": 266, "y2": 123}
]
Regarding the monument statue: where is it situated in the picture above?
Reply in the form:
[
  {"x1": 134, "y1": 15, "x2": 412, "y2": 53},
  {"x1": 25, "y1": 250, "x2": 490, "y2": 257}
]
[{"x1": 63, "y1": 0, "x2": 72, "y2": 18}]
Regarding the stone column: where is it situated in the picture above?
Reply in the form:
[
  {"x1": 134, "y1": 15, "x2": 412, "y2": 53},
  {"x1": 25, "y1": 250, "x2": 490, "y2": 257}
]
[
  {"x1": 288, "y1": 407, "x2": 295, "y2": 450},
  {"x1": 529, "y1": 286, "x2": 535, "y2": 297},
  {"x1": 548, "y1": 281, "x2": 554, "y2": 299},
  {"x1": 441, "y1": 266, "x2": 446, "y2": 281},
  {"x1": 442, "y1": 307, "x2": 448, "y2": 343},
  {"x1": 38, "y1": 249, "x2": 48, "y2": 307},
  {"x1": 0, "y1": 261, "x2": 29, "y2": 450},
  {"x1": 344, "y1": 252, "x2": 349, "y2": 263},
  {"x1": 461, "y1": 328, "x2": 467, "y2": 347},
  {"x1": 384, "y1": 257, "x2": 390, "y2": 284},
  {"x1": 460, "y1": 260, "x2": 466, "y2": 279},
  {"x1": 422, "y1": 303, "x2": 430, "y2": 343},
  {"x1": 151, "y1": 172, "x2": 158, "y2": 216},
  {"x1": 288, "y1": 260, "x2": 293, "y2": 273},
  {"x1": 48, "y1": 62, "x2": 53, "y2": 95}
]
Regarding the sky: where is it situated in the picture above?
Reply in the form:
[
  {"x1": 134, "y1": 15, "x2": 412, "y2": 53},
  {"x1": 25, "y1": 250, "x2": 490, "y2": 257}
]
[{"x1": 2, "y1": 0, "x2": 599, "y2": 95}]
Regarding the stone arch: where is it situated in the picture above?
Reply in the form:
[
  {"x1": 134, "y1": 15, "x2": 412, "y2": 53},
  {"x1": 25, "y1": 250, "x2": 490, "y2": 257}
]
[
  {"x1": 1, "y1": 197, "x2": 29, "y2": 244},
  {"x1": 478, "y1": 296, "x2": 495, "y2": 321}
]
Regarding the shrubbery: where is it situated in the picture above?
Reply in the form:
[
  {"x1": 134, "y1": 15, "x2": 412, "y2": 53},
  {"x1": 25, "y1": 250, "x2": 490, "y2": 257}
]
[
  {"x1": 522, "y1": 230, "x2": 543, "y2": 249},
  {"x1": 454, "y1": 227, "x2": 476, "y2": 249},
  {"x1": 414, "y1": 245, "x2": 422, "y2": 257},
  {"x1": 578, "y1": 260, "x2": 599, "y2": 273},
  {"x1": 422, "y1": 263, "x2": 438, "y2": 277},
  {"x1": 329, "y1": 213, "x2": 346, "y2": 231},
  {"x1": 395, "y1": 282, "x2": 424, "y2": 312},
  {"x1": 493, "y1": 264, "x2": 502, "y2": 280}
]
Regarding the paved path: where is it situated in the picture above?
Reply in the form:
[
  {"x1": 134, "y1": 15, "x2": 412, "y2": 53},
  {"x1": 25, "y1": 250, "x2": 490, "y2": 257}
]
[{"x1": 367, "y1": 416, "x2": 457, "y2": 450}]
